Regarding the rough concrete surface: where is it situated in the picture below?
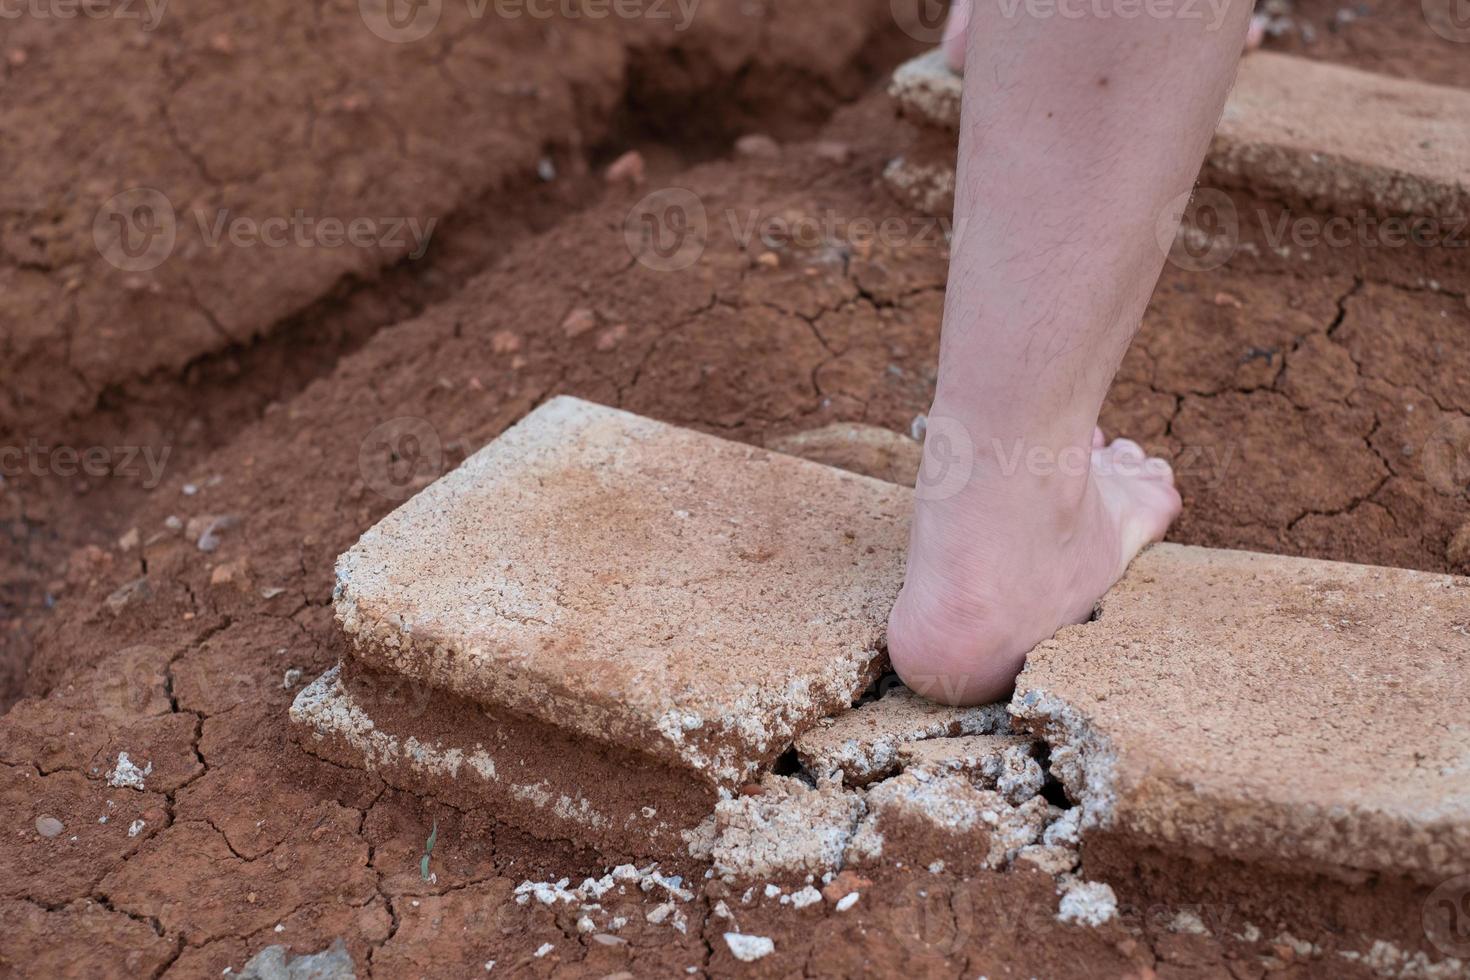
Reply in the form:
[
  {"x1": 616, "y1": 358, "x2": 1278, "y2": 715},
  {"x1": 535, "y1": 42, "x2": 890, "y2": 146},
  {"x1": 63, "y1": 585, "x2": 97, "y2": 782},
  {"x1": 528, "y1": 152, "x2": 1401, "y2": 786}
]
[
  {"x1": 794, "y1": 686, "x2": 1009, "y2": 786},
  {"x1": 845, "y1": 770, "x2": 1055, "y2": 876},
  {"x1": 1013, "y1": 543, "x2": 1470, "y2": 882},
  {"x1": 334, "y1": 396, "x2": 910, "y2": 788},
  {"x1": 887, "y1": 48, "x2": 960, "y2": 131},
  {"x1": 887, "y1": 48, "x2": 1470, "y2": 222},
  {"x1": 1212, "y1": 52, "x2": 1470, "y2": 220}
]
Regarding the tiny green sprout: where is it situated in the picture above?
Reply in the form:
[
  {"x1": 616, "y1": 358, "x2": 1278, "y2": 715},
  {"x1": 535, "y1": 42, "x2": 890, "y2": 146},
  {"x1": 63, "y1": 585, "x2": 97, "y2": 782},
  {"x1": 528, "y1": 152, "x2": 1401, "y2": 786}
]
[{"x1": 420, "y1": 820, "x2": 439, "y2": 881}]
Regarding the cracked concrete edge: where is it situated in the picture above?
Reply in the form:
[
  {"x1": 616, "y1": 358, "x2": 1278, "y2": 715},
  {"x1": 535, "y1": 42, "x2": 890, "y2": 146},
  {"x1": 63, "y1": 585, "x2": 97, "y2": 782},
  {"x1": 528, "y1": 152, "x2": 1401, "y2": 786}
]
[
  {"x1": 1007, "y1": 687, "x2": 1121, "y2": 837},
  {"x1": 287, "y1": 665, "x2": 707, "y2": 862}
]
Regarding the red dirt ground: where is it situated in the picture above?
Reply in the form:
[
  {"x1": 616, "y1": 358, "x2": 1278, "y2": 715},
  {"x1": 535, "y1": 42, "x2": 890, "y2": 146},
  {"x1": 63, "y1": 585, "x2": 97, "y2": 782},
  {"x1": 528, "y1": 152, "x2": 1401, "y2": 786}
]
[{"x1": 2, "y1": 4, "x2": 1468, "y2": 977}]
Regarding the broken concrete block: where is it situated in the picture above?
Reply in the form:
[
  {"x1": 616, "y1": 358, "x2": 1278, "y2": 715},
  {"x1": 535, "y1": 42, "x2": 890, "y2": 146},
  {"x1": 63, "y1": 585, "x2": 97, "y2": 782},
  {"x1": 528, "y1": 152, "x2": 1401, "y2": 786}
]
[
  {"x1": 766, "y1": 423, "x2": 921, "y2": 487},
  {"x1": 706, "y1": 775, "x2": 865, "y2": 883},
  {"x1": 1210, "y1": 53, "x2": 1470, "y2": 221},
  {"x1": 887, "y1": 49, "x2": 1470, "y2": 223},
  {"x1": 1014, "y1": 844, "x2": 1080, "y2": 877},
  {"x1": 794, "y1": 686, "x2": 1010, "y2": 786},
  {"x1": 1013, "y1": 543, "x2": 1470, "y2": 883},
  {"x1": 290, "y1": 662, "x2": 717, "y2": 861},
  {"x1": 888, "y1": 48, "x2": 960, "y2": 131},
  {"x1": 897, "y1": 734, "x2": 1044, "y2": 805},
  {"x1": 844, "y1": 770, "x2": 1053, "y2": 876},
  {"x1": 333, "y1": 397, "x2": 909, "y2": 789}
]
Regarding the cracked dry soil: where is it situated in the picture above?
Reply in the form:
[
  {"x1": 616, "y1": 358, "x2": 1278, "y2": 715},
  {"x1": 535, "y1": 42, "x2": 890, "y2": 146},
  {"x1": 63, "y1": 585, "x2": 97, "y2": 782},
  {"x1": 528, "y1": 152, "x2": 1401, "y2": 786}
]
[{"x1": 2, "y1": 4, "x2": 1468, "y2": 978}]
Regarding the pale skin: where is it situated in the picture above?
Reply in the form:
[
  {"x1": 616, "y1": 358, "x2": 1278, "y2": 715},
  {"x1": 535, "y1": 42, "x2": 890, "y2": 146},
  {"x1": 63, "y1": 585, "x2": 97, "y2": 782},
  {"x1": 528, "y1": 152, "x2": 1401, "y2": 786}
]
[{"x1": 887, "y1": 0, "x2": 1255, "y2": 704}]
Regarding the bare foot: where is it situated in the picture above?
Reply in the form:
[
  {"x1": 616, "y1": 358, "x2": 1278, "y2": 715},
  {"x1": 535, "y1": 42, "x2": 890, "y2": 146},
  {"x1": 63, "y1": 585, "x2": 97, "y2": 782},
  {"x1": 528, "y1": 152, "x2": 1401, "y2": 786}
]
[
  {"x1": 942, "y1": 0, "x2": 1266, "y2": 74},
  {"x1": 887, "y1": 426, "x2": 1181, "y2": 705}
]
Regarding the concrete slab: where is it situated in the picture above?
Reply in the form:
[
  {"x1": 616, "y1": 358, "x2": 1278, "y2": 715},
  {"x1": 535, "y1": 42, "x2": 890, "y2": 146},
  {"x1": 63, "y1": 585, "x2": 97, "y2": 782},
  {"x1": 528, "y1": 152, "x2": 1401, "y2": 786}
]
[
  {"x1": 1211, "y1": 53, "x2": 1470, "y2": 221},
  {"x1": 333, "y1": 397, "x2": 910, "y2": 789},
  {"x1": 289, "y1": 662, "x2": 717, "y2": 861},
  {"x1": 1013, "y1": 543, "x2": 1470, "y2": 883},
  {"x1": 887, "y1": 50, "x2": 1470, "y2": 221},
  {"x1": 793, "y1": 686, "x2": 1009, "y2": 786}
]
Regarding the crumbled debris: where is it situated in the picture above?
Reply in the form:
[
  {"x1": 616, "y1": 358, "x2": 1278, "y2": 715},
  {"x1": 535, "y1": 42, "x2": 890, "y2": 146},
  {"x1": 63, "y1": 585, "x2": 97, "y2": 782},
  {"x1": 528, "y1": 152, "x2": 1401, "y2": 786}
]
[
  {"x1": 107, "y1": 752, "x2": 152, "y2": 790},
  {"x1": 1013, "y1": 844, "x2": 1079, "y2": 877},
  {"x1": 795, "y1": 687, "x2": 1010, "y2": 785},
  {"x1": 105, "y1": 577, "x2": 151, "y2": 615},
  {"x1": 723, "y1": 933, "x2": 775, "y2": 962},
  {"x1": 1056, "y1": 878, "x2": 1118, "y2": 927},
  {"x1": 237, "y1": 938, "x2": 355, "y2": 979},
  {"x1": 846, "y1": 770, "x2": 1052, "y2": 873},
  {"x1": 709, "y1": 775, "x2": 864, "y2": 882}
]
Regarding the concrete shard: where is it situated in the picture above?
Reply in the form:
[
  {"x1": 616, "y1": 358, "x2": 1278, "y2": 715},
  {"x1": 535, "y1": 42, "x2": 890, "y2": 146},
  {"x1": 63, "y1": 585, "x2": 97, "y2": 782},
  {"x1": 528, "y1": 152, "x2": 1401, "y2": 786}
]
[
  {"x1": 793, "y1": 686, "x2": 1010, "y2": 786},
  {"x1": 1013, "y1": 543, "x2": 1470, "y2": 883},
  {"x1": 333, "y1": 397, "x2": 909, "y2": 788},
  {"x1": 289, "y1": 663, "x2": 716, "y2": 861},
  {"x1": 898, "y1": 733, "x2": 1044, "y2": 805},
  {"x1": 708, "y1": 775, "x2": 865, "y2": 883},
  {"x1": 844, "y1": 770, "x2": 1054, "y2": 876},
  {"x1": 887, "y1": 49, "x2": 961, "y2": 131}
]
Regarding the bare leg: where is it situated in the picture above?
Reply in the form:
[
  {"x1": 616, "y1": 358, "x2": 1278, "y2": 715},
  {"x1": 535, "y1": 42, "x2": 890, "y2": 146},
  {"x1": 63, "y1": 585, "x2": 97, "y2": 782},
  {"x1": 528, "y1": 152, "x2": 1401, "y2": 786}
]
[
  {"x1": 945, "y1": 0, "x2": 1265, "y2": 74},
  {"x1": 888, "y1": 4, "x2": 1252, "y2": 704}
]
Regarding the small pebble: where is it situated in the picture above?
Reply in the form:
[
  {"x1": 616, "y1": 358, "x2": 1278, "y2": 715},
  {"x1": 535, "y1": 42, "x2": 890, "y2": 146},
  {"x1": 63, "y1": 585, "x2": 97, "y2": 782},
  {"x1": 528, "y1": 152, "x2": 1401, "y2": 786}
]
[
  {"x1": 735, "y1": 134, "x2": 780, "y2": 159},
  {"x1": 561, "y1": 308, "x2": 597, "y2": 338},
  {"x1": 605, "y1": 150, "x2": 646, "y2": 186},
  {"x1": 35, "y1": 816, "x2": 64, "y2": 837}
]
